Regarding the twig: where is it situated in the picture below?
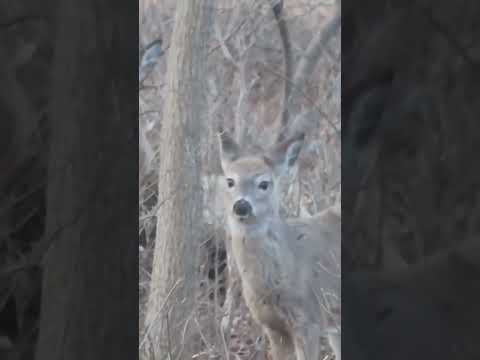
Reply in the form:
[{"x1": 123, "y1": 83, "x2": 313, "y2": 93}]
[
  {"x1": 261, "y1": 63, "x2": 340, "y2": 134},
  {"x1": 140, "y1": 278, "x2": 183, "y2": 350}
]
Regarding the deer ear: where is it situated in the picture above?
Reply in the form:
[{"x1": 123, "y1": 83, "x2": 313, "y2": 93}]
[
  {"x1": 265, "y1": 132, "x2": 305, "y2": 175},
  {"x1": 217, "y1": 128, "x2": 240, "y2": 171}
]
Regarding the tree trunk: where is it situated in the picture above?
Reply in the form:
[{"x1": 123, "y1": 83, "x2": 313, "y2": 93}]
[
  {"x1": 145, "y1": 1, "x2": 212, "y2": 359},
  {"x1": 35, "y1": 2, "x2": 137, "y2": 360}
]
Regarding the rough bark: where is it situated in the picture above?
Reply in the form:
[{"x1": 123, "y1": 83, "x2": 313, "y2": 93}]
[
  {"x1": 35, "y1": 1, "x2": 137, "y2": 360},
  {"x1": 145, "y1": 1, "x2": 212, "y2": 359}
]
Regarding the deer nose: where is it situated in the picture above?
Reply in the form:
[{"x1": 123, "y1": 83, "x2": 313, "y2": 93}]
[{"x1": 233, "y1": 199, "x2": 252, "y2": 217}]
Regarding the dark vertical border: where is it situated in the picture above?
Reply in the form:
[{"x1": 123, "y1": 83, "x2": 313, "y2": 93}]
[
  {"x1": 342, "y1": 1, "x2": 480, "y2": 359},
  {"x1": 0, "y1": 1, "x2": 139, "y2": 359}
]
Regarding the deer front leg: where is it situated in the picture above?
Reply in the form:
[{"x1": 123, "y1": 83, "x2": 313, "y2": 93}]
[{"x1": 265, "y1": 328, "x2": 295, "y2": 360}]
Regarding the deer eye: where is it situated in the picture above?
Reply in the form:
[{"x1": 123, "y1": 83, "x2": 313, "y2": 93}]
[
  {"x1": 258, "y1": 181, "x2": 270, "y2": 190},
  {"x1": 226, "y1": 178, "x2": 235, "y2": 188}
]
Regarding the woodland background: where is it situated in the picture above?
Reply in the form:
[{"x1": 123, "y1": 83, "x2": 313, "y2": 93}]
[{"x1": 139, "y1": 0, "x2": 340, "y2": 359}]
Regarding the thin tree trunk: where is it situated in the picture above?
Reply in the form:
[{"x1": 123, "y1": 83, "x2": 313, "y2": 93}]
[
  {"x1": 145, "y1": 1, "x2": 212, "y2": 359},
  {"x1": 35, "y1": 2, "x2": 137, "y2": 360},
  {"x1": 275, "y1": 1, "x2": 340, "y2": 140}
]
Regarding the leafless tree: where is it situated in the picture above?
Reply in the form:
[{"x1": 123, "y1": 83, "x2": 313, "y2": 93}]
[
  {"x1": 144, "y1": 1, "x2": 213, "y2": 359},
  {"x1": 139, "y1": 1, "x2": 340, "y2": 359}
]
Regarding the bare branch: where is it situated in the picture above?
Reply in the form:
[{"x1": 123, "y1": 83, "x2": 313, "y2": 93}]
[
  {"x1": 213, "y1": 17, "x2": 239, "y2": 68},
  {"x1": 261, "y1": 63, "x2": 340, "y2": 135},
  {"x1": 272, "y1": 0, "x2": 293, "y2": 133},
  {"x1": 291, "y1": 7, "x2": 340, "y2": 100},
  {"x1": 276, "y1": 1, "x2": 340, "y2": 142}
]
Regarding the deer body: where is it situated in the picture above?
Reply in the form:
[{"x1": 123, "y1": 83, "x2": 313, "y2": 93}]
[{"x1": 218, "y1": 131, "x2": 340, "y2": 360}]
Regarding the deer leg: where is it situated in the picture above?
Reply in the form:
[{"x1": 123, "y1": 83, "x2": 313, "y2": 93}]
[{"x1": 265, "y1": 328, "x2": 295, "y2": 360}]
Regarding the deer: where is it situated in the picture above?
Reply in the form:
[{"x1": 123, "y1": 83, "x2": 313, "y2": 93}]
[{"x1": 217, "y1": 129, "x2": 341, "y2": 360}]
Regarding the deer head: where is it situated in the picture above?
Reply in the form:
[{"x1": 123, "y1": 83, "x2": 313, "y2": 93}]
[{"x1": 217, "y1": 129, "x2": 304, "y2": 225}]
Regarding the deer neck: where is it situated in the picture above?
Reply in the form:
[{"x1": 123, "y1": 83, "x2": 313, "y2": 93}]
[
  {"x1": 227, "y1": 216, "x2": 292, "y2": 289},
  {"x1": 227, "y1": 215, "x2": 283, "y2": 246}
]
